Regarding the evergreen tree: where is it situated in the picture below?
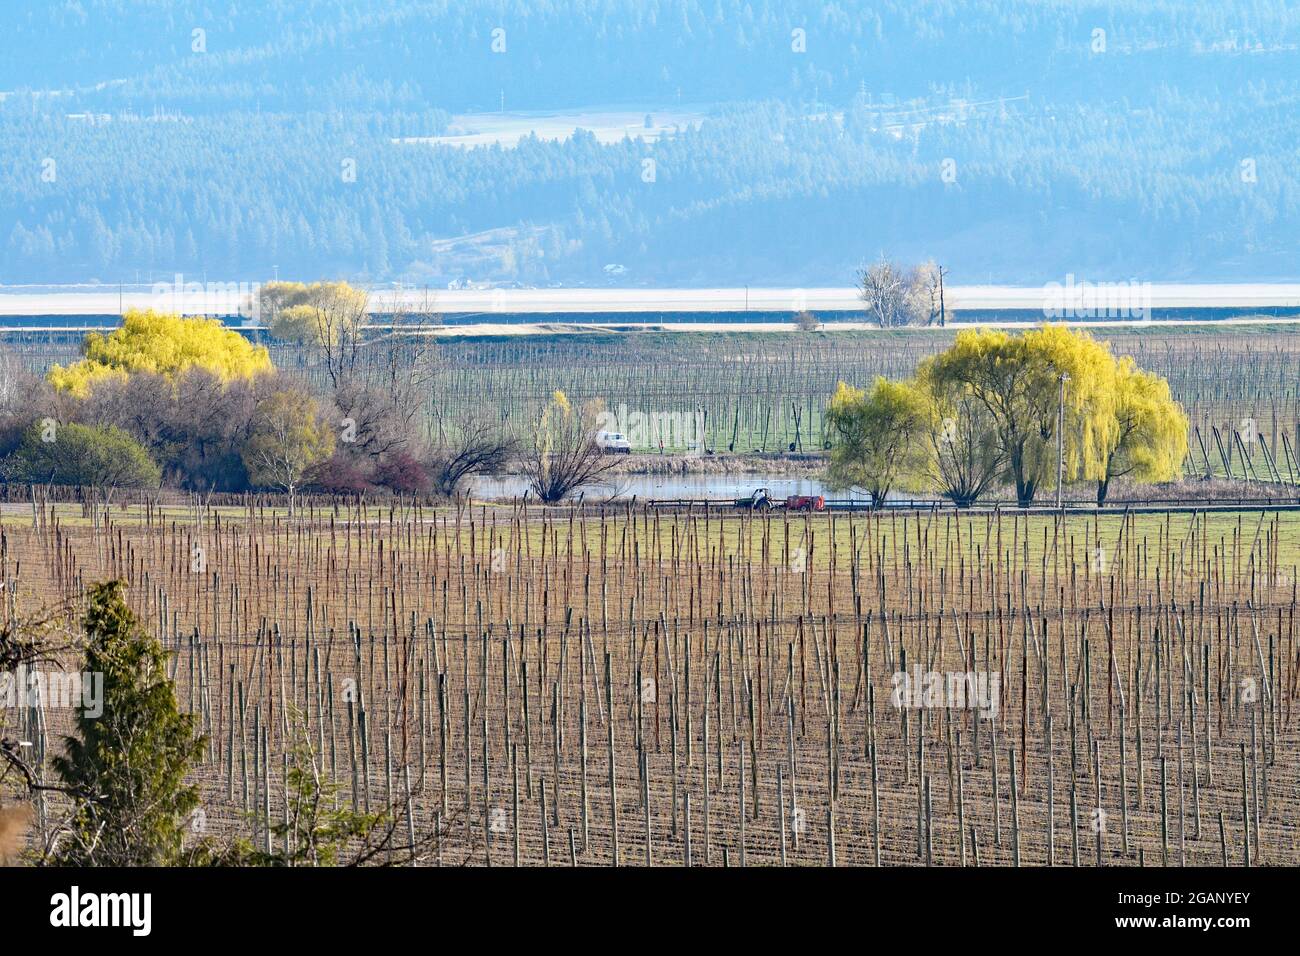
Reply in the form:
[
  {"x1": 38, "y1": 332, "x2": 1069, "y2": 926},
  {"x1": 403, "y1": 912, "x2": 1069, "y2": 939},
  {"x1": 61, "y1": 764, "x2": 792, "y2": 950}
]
[{"x1": 51, "y1": 581, "x2": 203, "y2": 867}]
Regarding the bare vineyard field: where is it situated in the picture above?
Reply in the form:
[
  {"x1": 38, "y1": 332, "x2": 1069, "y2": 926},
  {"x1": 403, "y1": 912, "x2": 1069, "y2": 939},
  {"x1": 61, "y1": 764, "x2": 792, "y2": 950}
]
[{"x1": 7, "y1": 499, "x2": 1298, "y2": 866}]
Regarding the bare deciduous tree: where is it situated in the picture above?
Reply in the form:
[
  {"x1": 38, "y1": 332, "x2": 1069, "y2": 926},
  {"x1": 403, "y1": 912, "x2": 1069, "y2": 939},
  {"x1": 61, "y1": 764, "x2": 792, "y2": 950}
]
[
  {"x1": 857, "y1": 257, "x2": 913, "y2": 328},
  {"x1": 521, "y1": 391, "x2": 619, "y2": 503},
  {"x1": 0, "y1": 345, "x2": 24, "y2": 413},
  {"x1": 427, "y1": 413, "x2": 516, "y2": 497},
  {"x1": 1, "y1": 602, "x2": 81, "y2": 854},
  {"x1": 907, "y1": 260, "x2": 944, "y2": 326},
  {"x1": 857, "y1": 257, "x2": 946, "y2": 327},
  {"x1": 305, "y1": 282, "x2": 371, "y2": 390},
  {"x1": 332, "y1": 383, "x2": 413, "y2": 462},
  {"x1": 363, "y1": 288, "x2": 441, "y2": 438}
]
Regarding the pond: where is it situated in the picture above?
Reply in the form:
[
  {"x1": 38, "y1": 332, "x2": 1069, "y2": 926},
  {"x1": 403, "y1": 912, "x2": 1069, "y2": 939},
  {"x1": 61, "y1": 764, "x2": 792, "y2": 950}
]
[{"x1": 464, "y1": 473, "x2": 878, "y2": 503}]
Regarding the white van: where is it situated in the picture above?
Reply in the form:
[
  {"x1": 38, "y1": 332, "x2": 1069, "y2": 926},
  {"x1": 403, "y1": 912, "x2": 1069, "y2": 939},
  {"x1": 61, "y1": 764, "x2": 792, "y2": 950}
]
[{"x1": 595, "y1": 430, "x2": 632, "y2": 454}]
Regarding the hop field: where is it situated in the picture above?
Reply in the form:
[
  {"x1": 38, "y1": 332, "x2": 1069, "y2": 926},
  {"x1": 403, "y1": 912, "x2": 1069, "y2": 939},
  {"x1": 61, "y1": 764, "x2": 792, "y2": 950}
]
[
  {"x1": 284, "y1": 323, "x2": 1300, "y2": 476},
  {"x1": 6, "y1": 497, "x2": 1297, "y2": 866}
]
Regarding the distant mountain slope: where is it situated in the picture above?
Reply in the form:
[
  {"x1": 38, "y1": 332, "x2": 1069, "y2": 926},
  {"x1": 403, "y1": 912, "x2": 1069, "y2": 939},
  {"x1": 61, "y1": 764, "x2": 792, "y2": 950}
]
[{"x1": 2, "y1": 1, "x2": 1297, "y2": 285}]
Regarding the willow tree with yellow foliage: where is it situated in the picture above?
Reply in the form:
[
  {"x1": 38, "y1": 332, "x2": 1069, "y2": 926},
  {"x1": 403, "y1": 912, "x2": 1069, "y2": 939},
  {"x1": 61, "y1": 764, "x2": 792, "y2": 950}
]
[
  {"x1": 261, "y1": 280, "x2": 368, "y2": 348},
  {"x1": 910, "y1": 357, "x2": 1006, "y2": 506},
  {"x1": 825, "y1": 378, "x2": 929, "y2": 507},
  {"x1": 48, "y1": 310, "x2": 273, "y2": 398},
  {"x1": 1095, "y1": 357, "x2": 1189, "y2": 504},
  {"x1": 925, "y1": 325, "x2": 1120, "y2": 506},
  {"x1": 827, "y1": 325, "x2": 1188, "y2": 508},
  {"x1": 260, "y1": 281, "x2": 371, "y2": 389}
]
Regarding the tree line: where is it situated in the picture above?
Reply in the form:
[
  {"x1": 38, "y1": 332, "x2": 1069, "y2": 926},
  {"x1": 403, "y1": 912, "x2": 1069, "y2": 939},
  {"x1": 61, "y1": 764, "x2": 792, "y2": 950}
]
[
  {"x1": 825, "y1": 325, "x2": 1189, "y2": 507},
  {"x1": 9, "y1": 0, "x2": 1296, "y2": 111},
  {"x1": 0, "y1": 283, "x2": 516, "y2": 506},
  {"x1": 0, "y1": 280, "x2": 670, "y2": 507}
]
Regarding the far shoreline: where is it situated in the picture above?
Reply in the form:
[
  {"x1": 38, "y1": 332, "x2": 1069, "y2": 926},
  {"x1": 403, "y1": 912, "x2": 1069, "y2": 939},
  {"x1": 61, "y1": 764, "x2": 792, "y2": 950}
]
[{"x1": 2, "y1": 282, "x2": 1300, "y2": 318}]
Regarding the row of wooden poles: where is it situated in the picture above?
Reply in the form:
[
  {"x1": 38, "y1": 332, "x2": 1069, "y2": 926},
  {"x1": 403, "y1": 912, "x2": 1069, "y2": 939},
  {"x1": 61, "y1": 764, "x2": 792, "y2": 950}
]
[{"x1": 5, "y1": 499, "x2": 1295, "y2": 865}]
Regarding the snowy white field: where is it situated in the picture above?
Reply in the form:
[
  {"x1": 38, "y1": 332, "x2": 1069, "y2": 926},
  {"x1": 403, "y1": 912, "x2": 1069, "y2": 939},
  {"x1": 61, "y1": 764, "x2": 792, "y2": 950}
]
[
  {"x1": 3, "y1": 283, "x2": 1300, "y2": 319},
  {"x1": 413, "y1": 283, "x2": 1300, "y2": 314},
  {"x1": 393, "y1": 108, "x2": 707, "y2": 149}
]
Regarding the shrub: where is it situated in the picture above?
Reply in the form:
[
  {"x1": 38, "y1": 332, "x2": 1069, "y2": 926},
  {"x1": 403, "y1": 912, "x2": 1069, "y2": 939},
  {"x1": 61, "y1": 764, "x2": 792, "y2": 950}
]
[
  {"x1": 372, "y1": 450, "x2": 429, "y2": 494},
  {"x1": 794, "y1": 311, "x2": 819, "y2": 331},
  {"x1": 3, "y1": 421, "x2": 161, "y2": 490},
  {"x1": 305, "y1": 453, "x2": 373, "y2": 495}
]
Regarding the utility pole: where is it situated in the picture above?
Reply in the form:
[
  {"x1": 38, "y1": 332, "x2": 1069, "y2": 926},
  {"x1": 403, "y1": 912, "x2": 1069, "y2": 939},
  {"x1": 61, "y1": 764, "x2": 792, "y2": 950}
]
[
  {"x1": 938, "y1": 265, "x2": 947, "y2": 327},
  {"x1": 1056, "y1": 372, "x2": 1070, "y2": 510}
]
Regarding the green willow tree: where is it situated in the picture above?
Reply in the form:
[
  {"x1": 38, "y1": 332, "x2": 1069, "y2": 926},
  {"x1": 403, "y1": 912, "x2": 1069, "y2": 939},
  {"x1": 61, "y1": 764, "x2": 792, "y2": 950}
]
[
  {"x1": 51, "y1": 581, "x2": 203, "y2": 866},
  {"x1": 825, "y1": 378, "x2": 929, "y2": 507},
  {"x1": 827, "y1": 326, "x2": 1186, "y2": 508},
  {"x1": 911, "y1": 358, "x2": 1006, "y2": 507}
]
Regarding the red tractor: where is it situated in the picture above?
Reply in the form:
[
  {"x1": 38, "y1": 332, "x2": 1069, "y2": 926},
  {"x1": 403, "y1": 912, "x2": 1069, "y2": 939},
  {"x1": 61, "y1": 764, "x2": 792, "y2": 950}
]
[{"x1": 785, "y1": 494, "x2": 825, "y2": 512}]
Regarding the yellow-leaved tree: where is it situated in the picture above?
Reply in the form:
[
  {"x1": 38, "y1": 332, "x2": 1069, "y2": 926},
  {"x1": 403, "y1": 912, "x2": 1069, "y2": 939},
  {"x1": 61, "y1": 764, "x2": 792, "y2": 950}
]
[
  {"x1": 261, "y1": 281, "x2": 371, "y2": 391},
  {"x1": 926, "y1": 325, "x2": 1120, "y2": 506},
  {"x1": 257, "y1": 281, "x2": 312, "y2": 328},
  {"x1": 262, "y1": 281, "x2": 368, "y2": 348},
  {"x1": 826, "y1": 326, "x2": 1186, "y2": 508},
  {"x1": 825, "y1": 378, "x2": 929, "y2": 508},
  {"x1": 48, "y1": 310, "x2": 273, "y2": 398},
  {"x1": 910, "y1": 357, "x2": 1006, "y2": 506},
  {"x1": 1095, "y1": 357, "x2": 1189, "y2": 504}
]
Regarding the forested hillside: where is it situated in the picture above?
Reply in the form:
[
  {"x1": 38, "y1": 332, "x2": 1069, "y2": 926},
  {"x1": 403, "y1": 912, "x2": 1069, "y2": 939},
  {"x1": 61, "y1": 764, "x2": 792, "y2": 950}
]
[{"x1": 3, "y1": 0, "x2": 1297, "y2": 285}]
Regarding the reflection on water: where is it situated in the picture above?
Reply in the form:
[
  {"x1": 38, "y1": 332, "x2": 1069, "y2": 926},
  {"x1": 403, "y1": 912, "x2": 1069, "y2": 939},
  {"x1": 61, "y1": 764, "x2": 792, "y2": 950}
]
[{"x1": 465, "y1": 473, "x2": 876, "y2": 502}]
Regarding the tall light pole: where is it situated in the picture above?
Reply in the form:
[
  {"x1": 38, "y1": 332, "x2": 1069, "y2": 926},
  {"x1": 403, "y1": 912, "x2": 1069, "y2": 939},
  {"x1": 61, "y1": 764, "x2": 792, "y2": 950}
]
[{"x1": 1056, "y1": 372, "x2": 1070, "y2": 510}]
